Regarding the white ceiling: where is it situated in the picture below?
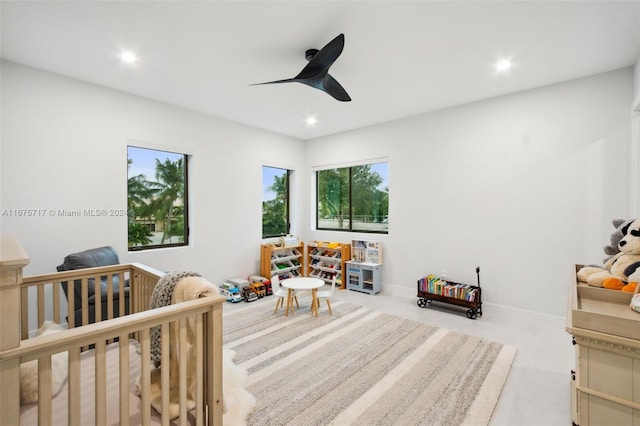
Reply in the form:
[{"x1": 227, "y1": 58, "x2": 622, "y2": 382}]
[{"x1": 2, "y1": 1, "x2": 639, "y2": 140}]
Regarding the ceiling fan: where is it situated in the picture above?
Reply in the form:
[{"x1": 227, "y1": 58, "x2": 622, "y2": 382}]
[{"x1": 252, "y1": 33, "x2": 351, "y2": 102}]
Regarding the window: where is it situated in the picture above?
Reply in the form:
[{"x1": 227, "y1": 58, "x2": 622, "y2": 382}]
[
  {"x1": 262, "y1": 166, "x2": 291, "y2": 238},
  {"x1": 317, "y1": 162, "x2": 389, "y2": 233},
  {"x1": 127, "y1": 146, "x2": 189, "y2": 250}
]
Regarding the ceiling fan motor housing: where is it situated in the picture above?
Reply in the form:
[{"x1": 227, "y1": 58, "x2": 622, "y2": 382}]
[{"x1": 305, "y1": 49, "x2": 319, "y2": 61}]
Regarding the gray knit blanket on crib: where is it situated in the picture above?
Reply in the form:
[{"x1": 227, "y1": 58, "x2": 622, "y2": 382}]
[{"x1": 149, "y1": 271, "x2": 202, "y2": 367}]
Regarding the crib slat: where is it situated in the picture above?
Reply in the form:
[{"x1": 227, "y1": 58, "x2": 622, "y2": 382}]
[
  {"x1": 94, "y1": 275, "x2": 102, "y2": 325},
  {"x1": 195, "y1": 314, "x2": 204, "y2": 426},
  {"x1": 37, "y1": 355, "x2": 53, "y2": 426},
  {"x1": 105, "y1": 276, "x2": 114, "y2": 345},
  {"x1": 130, "y1": 273, "x2": 138, "y2": 316},
  {"x1": 81, "y1": 278, "x2": 89, "y2": 326},
  {"x1": 67, "y1": 282, "x2": 75, "y2": 328},
  {"x1": 95, "y1": 340, "x2": 107, "y2": 426},
  {"x1": 179, "y1": 318, "x2": 187, "y2": 426},
  {"x1": 119, "y1": 334, "x2": 130, "y2": 426},
  {"x1": 118, "y1": 272, "x2": 126, "y2": 317},
  {"x1": 107, "y1": 275, "x2": 114, "y2": 321},
  {"x1": 132, "y1": 273, "x2": 140, "y2": 315},
  {"x1": 37, "y1": 284, "x2": 45, "y2": 328},
  {"x1": 53, "y1": 282, "x2": 61, "y2": 324},
  {"x1": 81, "y1": 278, "x2": 89, "y2": 351},
  {"x1": 68, "y1": 348, "x2": 81, "y2": 426},
  {"x1": 161, "y1": 323, "x2": 170, "y2": 426},
  {"x1": 140, "y1": 328, "x2": 151, "y2": 425},
  {"x1": 130, "y1": 273, "x2": 140, "y2": 343},
  {"x1": 21, "y1": 287, "x2": 29, "y2": 339}
]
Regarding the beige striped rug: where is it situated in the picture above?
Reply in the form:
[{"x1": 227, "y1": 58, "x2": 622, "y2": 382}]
[{"x1": 223, "y1": 299, "x2": 516, "y2": 426}]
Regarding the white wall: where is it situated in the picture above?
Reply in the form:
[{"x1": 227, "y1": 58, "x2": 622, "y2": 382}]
[
  {"x1": 304, "y1": 68, "x2": 633, "y2": 317},
  {"x1": 635, "y1": 57, "x2": 640, "y2": 101},
  {"x1": 1, "y1": 61, "x2": 634, "y2": 320},
  {"x1": 0, "y1": 61, "x2": 305, "y2": 285},
  {"x1": 634, "y1": 12, "x2": 640, "y2": 218}
]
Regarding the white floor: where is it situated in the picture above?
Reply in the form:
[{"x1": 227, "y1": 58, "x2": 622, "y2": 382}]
[{"x1": 225, "y1": 288, "x2": 574, "y2": 426}]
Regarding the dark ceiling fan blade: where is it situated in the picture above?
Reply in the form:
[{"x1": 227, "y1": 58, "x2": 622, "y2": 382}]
[
  {"x1": 295, "y1": 33, "x2": 345, "y2": 80},
  {"x1": 254, "y1": 74, "x2": 351, "y2": 102},
  {"x1": 322, "y1": 74, "x2": 351, "y2": 102},
  {"x1": 251, "y1": 33, "x2": 351, "y2": 102},
  {"x1": 249, "y1": 78, "x2": 296, "y2": 86}
]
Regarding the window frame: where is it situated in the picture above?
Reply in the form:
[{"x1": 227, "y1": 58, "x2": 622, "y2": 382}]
[
  {"x1": 127, "y1": 145, "x2": 190, "y2": 251},
  {"x1": 262, "y1": 165, "x2": 291, "y2": 239},
  {"x1": 315, "y1": 161, "x2": 388, "y2": 234}
]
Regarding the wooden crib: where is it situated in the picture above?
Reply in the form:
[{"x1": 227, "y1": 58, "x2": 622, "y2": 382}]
[{"x1": 0, "y1": 236, "x2": 225, "y2": 425}]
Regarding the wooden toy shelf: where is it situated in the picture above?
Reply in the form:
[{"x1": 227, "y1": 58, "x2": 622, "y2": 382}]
[
  {"x1": 416, "y1": 266, "x2": 482, "y2": 319},
  {"x1": 260, "y1": 242, "x2": 304, "y2": 280},
  {"x1": 306, "y1": 241, "x2": 351, "y2": 289}
]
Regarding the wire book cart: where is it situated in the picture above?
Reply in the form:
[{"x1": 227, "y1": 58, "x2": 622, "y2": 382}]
[{"x1": 417, "y1": 266, "x2": 483, "y2": 319}]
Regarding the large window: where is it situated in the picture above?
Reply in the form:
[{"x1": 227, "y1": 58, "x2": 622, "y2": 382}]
[
  {"x1": 262, "y1": 166, "x2": 290, "y2": 238},
  {"x1": 127, "y1": 146, "x2": 189, "y2": 250},
  {"x1": 317, "y1": 162, "x2": 389, "y2": 233}
]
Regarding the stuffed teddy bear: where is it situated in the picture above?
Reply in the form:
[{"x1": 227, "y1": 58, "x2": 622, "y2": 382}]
[
  {"x1": 577, "y1": 218, "x2": 640, "y2": 289},
  {"x1": 602, "y1": 218, "x2": 634, "y2": 263}
]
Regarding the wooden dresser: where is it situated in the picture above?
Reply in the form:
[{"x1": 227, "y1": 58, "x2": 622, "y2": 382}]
[{"x1": 566, "y1": 265, "x2": 640, "y2": 426}]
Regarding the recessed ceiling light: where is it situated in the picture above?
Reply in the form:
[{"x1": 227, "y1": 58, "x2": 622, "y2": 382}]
[
  {"x1": 120, "y1": 51, "x2": 138, "y2": 64},
  {"x1": 494, "y1": 58, "x2": 512, "y2": 73},
  {"x1": 306, "y1": 116, "x2": 318, "y2": 126}
]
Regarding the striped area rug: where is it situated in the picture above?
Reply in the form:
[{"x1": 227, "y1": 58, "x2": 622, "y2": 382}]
[{"x1": 223, "y1": 299, "x2": 516, "y2": 426}]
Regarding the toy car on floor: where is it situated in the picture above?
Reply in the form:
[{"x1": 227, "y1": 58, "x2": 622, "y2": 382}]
[
  {"x1": 249, "y1": 275, "x2": 273, "y2": 296},
  {"x1": 219, "y1": 285, "x2": 243, "y2": 303},
  {"x1": 250, "y1": 282, "x2": 266, "y2": 298},
  {"x1": 241, "y1": 286, "x2": 258, "y2": 302}
]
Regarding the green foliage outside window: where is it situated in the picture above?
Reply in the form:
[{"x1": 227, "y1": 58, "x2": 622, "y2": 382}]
[
  {"x1": 317, "y1": 162, "x2": 388, "y2": 233},
  {"x1": 127, "y1": 147, "x2": 188, "y2": 250},
  {"x1": 262, "y1": 167, "x2": 290, "y2": 237}
]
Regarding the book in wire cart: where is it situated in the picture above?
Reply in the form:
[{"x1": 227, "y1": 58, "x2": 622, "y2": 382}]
[{"x1": 416, "y1": 266, "x2": 482, "y2": 319}]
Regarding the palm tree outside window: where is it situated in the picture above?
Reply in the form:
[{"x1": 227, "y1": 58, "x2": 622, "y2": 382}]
[
  {"x1": 262, "y1": 166, "x2": 291, "y2": 238},
  {"x1": 127, "y1": 146, "x2": 189, "y2": 250}
]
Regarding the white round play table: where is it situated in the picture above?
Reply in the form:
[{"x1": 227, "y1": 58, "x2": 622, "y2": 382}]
[{"x1": 280, "y1": 277, "x2": 324, "y2": 316}]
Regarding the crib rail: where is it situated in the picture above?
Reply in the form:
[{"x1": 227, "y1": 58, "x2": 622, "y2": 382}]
[
  {"x1": 0, "y1": 238, "x2": 224, "y2": 426},
  {"x1": 1, "y1": 295, "x2": 224, "y2": 425},
  {"x1": 20, "y1": 263, "x2": 163, "y2": 339}
]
